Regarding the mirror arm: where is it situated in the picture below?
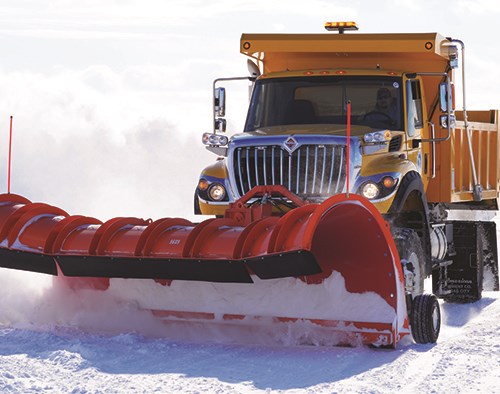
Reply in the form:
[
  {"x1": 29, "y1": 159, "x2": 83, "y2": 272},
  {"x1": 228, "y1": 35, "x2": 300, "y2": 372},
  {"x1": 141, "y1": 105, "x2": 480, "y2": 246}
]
[
  {"x1": 413, "y1": 72, "x2": 452, "y2": 143},
  {"x1": 213, "y1": 76, "x2": 255, "y2": 134}
]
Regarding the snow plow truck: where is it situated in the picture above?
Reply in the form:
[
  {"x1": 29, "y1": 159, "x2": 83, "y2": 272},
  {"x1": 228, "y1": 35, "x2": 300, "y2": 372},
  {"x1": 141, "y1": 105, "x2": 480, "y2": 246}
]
[{"x1": 0, "y1": 23, "x2": 499, "y2": 348}]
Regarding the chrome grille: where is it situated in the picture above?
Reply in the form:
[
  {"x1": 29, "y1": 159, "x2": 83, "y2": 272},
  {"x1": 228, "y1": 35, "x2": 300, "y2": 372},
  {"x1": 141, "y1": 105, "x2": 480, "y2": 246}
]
[{"x1": 232, "y1": 144, "x2": 346, "y2": 198}]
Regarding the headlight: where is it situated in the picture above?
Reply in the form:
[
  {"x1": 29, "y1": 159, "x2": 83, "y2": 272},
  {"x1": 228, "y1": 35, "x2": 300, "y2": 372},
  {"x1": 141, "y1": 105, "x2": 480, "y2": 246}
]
[
  {"x1": 208, "y1": 183, "x2": 226, "y2": 201},
  {"x1": 363, "y1": 130, "x2": 391, "y2": 144},
  {"x1": 202, "y1": 132, "x2": 229, "y2": 146},
  {"x1": 362, "y1": 182, "x2": 380, "y2": 199},
  {"x1": 357, "y1": 175, "x2": 399, "y2": 200}
]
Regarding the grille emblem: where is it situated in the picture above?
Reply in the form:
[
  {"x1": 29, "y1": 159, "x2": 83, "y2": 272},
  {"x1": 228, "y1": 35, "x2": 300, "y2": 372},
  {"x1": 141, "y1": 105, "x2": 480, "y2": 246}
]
[{"x1": 283, "y1": 136, "x2": 299, "y2": 154}]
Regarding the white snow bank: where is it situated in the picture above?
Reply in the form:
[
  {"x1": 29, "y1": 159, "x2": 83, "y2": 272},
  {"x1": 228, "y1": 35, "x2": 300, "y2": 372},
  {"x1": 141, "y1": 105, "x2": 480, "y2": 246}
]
[
  {"x1": 0, "y1": 268, "x2": 166, "y2": 337},
  {"x1": 107, "y1": 271, "x2": 396, "y2": 323},
  {"x1": 0, "y1": 266, "x2": 397, "y2": 346}
]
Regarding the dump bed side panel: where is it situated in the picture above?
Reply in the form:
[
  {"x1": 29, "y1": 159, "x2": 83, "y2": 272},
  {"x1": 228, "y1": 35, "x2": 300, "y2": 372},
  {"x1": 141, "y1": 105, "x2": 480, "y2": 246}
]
[{"x1": 426, "y1": 110, "x2": 499, "y2": 203}]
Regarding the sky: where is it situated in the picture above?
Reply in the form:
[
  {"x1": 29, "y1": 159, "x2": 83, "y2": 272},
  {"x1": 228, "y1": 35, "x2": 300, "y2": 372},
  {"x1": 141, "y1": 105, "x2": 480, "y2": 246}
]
[{"x1": 0, "y1": 0, "x2": 498, "y2": 220}]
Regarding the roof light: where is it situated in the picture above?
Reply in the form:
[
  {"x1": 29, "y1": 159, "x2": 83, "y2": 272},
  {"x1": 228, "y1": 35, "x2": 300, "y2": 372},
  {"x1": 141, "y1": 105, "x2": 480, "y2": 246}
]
[{"x1": 324, "y1": 22, "x2": 359, "y2": 34}]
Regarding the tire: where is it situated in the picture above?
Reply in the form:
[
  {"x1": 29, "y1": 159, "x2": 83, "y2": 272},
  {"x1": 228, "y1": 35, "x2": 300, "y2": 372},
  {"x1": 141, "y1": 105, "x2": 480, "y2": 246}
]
[
  {"x1": 410, "y1": 294, "x2": 441, "y2": 344},
  {"x1": 393, "y1": 228, "x2": 425, "y2": 299},
  {"x1": 194, "y1": 189, "x2": 202, "y2": 215}
]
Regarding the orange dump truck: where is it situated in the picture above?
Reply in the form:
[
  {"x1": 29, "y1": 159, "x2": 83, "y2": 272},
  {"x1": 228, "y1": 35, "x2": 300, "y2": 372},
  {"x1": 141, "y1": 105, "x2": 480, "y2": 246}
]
[
  {"x1": 195, "y1": 23, "x2": 500, "y2": 340},
  {"x1": 0, "y1": 23, "x2": 498, "y2": 347}
]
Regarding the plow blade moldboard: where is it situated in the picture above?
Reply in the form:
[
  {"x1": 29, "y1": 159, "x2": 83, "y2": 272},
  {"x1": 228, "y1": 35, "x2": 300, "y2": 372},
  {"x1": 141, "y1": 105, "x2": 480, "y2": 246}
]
[{"x1": 0, "y1": 192, "x2": 409, "y2": 346}]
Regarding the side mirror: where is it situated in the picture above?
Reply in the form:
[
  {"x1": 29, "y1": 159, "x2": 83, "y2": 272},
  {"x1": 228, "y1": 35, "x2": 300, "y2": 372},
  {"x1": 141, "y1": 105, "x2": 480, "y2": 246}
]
[
  {"x1": 214, "y1": 118, "x2": 227, "y2": 133},
  {"x1": 440, "y1": 114, "x2": 456, "y2": 129},
  {"x1": 214, "y1": 87, "x2": 226, "y2": 117},
  {"x1": 439, "y1": 83, "x2": 448, "y2": 112},
  {"x1": 439, "y1": 82, "x2": 454, "y2": 113}
]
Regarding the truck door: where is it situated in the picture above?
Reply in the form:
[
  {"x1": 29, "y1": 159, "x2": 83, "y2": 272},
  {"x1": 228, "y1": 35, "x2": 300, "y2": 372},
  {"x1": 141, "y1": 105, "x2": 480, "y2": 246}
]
[{"x1": 406, "y1": 79, "x2": 426, "y2": 176}]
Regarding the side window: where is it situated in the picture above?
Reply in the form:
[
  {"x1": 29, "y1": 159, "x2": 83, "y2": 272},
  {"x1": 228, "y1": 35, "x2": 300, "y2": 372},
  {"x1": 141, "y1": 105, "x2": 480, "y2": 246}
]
[{"x1": 406, "y1": 80, "x2": 424, "y2": 137}]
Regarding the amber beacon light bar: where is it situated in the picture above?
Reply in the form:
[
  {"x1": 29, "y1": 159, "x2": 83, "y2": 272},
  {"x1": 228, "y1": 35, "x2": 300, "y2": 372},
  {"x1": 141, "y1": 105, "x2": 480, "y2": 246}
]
[{"x1": 324, "y1": 21, "x2": 359, "y2": 34}]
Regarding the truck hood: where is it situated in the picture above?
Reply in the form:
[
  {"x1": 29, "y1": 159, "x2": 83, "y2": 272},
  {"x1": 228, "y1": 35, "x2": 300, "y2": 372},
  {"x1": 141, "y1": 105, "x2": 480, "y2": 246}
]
[
  {"x1": 227, "y1": 130, "x2": 363, "y2": 170},
  {"x1": 234, "y1": 124, "x2": 380, "y2": 139}
]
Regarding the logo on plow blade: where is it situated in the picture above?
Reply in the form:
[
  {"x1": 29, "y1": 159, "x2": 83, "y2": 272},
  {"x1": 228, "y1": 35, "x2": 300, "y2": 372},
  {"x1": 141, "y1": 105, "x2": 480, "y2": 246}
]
[{"x1": 283, "y1": 136, "x2": 300, "y2": 154}]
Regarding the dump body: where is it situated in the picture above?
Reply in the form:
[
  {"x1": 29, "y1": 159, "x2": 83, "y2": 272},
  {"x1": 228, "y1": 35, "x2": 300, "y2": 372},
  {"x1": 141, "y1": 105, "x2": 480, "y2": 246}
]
[{"x1": 240, "y1": 32, "x2": 450, "y2": 74}]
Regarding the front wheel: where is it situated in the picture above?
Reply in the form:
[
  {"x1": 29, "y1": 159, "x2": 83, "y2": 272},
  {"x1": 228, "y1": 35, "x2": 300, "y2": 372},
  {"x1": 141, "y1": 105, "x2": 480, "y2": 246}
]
[
  {"x1": 393, "y1": 228, "x2": 425, "y2": 299},
  {"x1": 410, "y1": 294, "x2": 441, "y2": 344},
  {"x1": 194, "y1": 188, "x2": 201, "y2": 215}
]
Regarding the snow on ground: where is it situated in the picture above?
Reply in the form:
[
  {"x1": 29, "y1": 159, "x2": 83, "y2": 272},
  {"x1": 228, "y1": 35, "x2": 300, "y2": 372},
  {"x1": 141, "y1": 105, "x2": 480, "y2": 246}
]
[
  {"x1": 0, "y1": 267, "x2": 498, "y2": 393},
  {"x1": 0, "y1": 216, "x2": 498, "y2": 393}
]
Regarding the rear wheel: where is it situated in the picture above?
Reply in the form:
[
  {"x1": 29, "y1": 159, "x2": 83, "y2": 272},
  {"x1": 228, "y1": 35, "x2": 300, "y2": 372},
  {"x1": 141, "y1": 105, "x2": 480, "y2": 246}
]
[{"x1": 410, "y1": 294, "x2": 441, "y2": 344}]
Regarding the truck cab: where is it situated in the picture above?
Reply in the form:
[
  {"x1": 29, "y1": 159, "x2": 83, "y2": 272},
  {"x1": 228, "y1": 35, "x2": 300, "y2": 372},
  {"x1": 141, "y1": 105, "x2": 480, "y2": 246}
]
[
  {"x1": 197, "y1": 70, "x2": 428, "y2": 216},
  {"x1": 195, "y1": 27, "x2": 455, "y2": 217}
]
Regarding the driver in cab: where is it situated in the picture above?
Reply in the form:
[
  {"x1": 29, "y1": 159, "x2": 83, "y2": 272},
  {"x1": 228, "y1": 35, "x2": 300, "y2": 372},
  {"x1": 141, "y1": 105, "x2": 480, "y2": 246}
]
[{"x1": 373, "y1": 87, "x2": 398, "y2": 125}]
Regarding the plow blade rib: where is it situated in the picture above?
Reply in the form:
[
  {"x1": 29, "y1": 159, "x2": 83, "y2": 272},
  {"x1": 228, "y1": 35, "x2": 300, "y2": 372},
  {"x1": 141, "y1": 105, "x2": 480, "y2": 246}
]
[{"x1": 0, "y1": 192, "x2": 409, "y2": 346}]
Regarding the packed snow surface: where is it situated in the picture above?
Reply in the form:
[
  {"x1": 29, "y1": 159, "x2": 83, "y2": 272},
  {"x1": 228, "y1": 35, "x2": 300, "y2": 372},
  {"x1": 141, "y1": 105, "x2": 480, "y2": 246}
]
[{"x1": 0, "y1": 269, "x2": 499, "y2": 393}]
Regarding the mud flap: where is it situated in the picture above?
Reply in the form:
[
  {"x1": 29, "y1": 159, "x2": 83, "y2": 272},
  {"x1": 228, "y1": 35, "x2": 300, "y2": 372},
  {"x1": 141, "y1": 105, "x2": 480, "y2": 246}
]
[
  {"x1": 434, "y1": 220, "x2": 499, "y2": 302},
  {"x1": 480, "y1": 221, "x2": 499, "y2": 291}
]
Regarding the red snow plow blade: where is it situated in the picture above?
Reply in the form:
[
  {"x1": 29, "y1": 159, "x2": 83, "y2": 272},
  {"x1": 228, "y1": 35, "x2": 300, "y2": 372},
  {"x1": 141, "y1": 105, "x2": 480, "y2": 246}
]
[{"x1": 0, "y1": 187, "x2": 409, "y2": 347}]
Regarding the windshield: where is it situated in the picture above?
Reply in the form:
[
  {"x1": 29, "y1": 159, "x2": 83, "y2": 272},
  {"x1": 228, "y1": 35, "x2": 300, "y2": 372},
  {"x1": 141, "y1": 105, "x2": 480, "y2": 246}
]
[{"x1": 244, "y1": 76, "x2": 403, "y2": 132}]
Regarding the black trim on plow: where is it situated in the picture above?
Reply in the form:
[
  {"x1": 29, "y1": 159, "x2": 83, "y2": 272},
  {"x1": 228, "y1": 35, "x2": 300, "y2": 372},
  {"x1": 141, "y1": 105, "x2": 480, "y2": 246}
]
[
  {"x1": 55, "y1": 250, "x2": 322, "y2": 283},
  {"x1": 0, "y1": 247, "x2": 58, "y2": 275},
  {"x1": 0, "y1": 246, "x2": 323, "y2": 284},
  {"x1": 56, "y1": 255, "x2": 254, "y2": 283},
  {"x1": 246, "y1": 250, "x2": 322, "y2": 279}
]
